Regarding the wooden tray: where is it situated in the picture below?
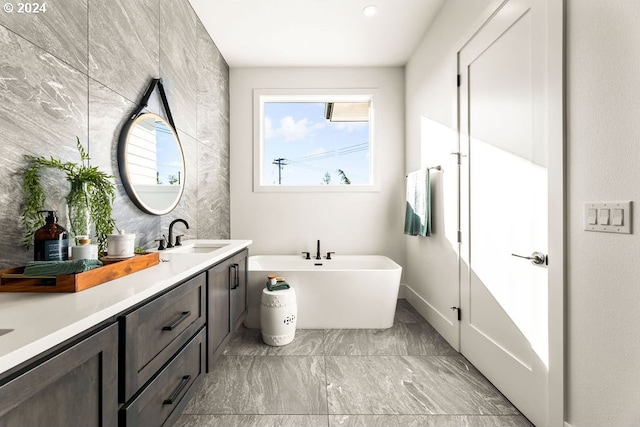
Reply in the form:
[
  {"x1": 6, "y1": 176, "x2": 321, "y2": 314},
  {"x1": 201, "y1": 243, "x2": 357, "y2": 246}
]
[{"x1": 0, "y1": 252, "x2": 160, "y2": 293}]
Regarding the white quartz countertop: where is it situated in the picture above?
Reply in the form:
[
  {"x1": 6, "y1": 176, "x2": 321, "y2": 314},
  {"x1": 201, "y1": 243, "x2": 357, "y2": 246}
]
[{"x1": 0, "y1": 239, "x2": 251, "y2": 376}]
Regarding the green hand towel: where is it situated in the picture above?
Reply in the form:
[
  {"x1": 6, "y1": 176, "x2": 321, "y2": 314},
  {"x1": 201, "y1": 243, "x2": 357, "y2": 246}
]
[
  {"x1": 24, "y1": 259, "x2": 103, "y2": 276},
  {"x1": 404, "y1": 169, "x2": 431, "y2": 236},
  {"x1": 266, "y1": 281, "x2": 290, "y2": 291}
]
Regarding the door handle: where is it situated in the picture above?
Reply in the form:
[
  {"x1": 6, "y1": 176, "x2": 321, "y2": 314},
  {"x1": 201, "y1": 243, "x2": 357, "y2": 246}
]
[{"x1": 511, "y1": 252, "x2": 547, "y2": 266}]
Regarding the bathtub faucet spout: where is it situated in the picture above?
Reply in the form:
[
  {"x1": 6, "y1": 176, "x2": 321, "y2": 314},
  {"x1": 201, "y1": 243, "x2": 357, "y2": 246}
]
[{"x1": 316, "y1": 240, "x2": 321, "y2": 260}]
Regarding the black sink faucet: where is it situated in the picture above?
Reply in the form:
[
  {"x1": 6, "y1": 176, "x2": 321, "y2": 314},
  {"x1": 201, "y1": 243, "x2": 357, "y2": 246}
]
[
  {"x1": 167, "y1": 219, "x2": 189, "y2": 248},
  {"x1": 316, "y1": 239, "x2": 321, "y2": 260}
]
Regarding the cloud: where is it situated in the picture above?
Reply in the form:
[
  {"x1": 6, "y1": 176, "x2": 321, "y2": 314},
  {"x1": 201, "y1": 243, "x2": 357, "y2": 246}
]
[
  {"x1": 264, "y1": 117, "x2": 275, "y2": 139},
  {"x1": 265, "y1": 115, "x2": 324, "y2": 141},
  {"x1": 329, "y1": 121, "x2": 369, "y2": 132}
]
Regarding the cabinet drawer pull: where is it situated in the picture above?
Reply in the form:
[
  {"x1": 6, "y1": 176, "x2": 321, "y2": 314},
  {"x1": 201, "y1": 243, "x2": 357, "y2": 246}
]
[
  {"x1": 230, "y1": 263, "x2": 240, "y2": 290},
  {"x1": 163, "y1": 375, "x2": 191, "y2": 405},
  {"x1": 162, "y1": 311, "x2": 191, "y2": 331}
]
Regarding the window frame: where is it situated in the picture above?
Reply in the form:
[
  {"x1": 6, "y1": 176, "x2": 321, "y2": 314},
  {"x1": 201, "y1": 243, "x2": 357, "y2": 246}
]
[{"x1": 253, "y1": 88, "x2": 380, "y2": 193}]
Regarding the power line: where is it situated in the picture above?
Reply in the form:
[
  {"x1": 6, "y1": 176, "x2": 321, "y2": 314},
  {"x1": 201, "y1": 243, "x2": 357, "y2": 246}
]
[
  {"x1": 292, "y1": 142, "x2": 368, "y2": 162},
  {"x1": 271, "y1": 142, "x2": 369, "y2": 184},
  {"x1": 289, "y1": 142, "x2": 368, "y2": 164}
]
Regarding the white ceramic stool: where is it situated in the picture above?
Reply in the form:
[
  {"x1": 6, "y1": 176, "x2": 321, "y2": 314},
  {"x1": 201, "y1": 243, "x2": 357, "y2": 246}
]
[{"x1": 260, "y1": 286, "x2": 297, "y2": 346}]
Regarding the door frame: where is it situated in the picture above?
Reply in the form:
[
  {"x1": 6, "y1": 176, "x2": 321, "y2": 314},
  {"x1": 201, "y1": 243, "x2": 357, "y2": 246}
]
[{"x1": 454, "y1": 0, "x2": 564, "y2": 425}]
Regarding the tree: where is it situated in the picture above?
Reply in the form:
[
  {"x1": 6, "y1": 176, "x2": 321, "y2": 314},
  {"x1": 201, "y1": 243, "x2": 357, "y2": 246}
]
[
  {"x1": 322, "y1": 172, "x2": 331, "y2": 185},
  {"x1": 337, "y1": 169, "x2": 351, "y2": 185}
]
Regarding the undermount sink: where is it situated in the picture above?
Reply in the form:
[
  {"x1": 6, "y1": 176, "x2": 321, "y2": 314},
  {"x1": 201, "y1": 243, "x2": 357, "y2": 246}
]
[
  {"x1": 0, "y1": 329, "x2": 14, "y2": 337},
  {"x1": 161, "y1": 240, "x2": 230, "y2": 254}
]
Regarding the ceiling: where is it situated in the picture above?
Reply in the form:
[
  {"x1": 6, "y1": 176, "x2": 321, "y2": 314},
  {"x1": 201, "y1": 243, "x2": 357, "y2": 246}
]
[{"x1": 189, "y1": 0, "x2": 445, "y2": 68}]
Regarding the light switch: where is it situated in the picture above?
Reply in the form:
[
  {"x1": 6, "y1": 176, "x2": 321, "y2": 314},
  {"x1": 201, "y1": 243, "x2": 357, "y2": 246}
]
[
  {"x1": 612, "y1": 208, "x2": 624, "y2": 226},
  {"x1": 584, "y1": 201, "x2": 632, "y2": 234}
]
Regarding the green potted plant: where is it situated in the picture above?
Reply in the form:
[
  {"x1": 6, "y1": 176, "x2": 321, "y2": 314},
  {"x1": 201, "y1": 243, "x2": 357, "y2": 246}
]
[{"x1": 21, "y1": 138, "x2": 116, "y2": 253}]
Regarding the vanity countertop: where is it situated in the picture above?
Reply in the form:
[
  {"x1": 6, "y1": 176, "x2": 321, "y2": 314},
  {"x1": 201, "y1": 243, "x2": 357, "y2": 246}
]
[{"x1": 0, "y1": 239, "x2": 252, "y2": 377}]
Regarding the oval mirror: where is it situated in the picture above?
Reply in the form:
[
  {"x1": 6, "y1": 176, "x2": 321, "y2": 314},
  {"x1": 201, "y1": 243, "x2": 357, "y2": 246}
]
[{"x1": 118, "y1": 113, "x2": 185, "y2": 215}]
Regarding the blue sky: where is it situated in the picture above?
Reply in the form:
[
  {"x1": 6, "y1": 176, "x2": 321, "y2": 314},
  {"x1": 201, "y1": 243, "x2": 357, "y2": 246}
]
[{"x1": 263, "y1": 102, "x2": 370, "y2": 185}]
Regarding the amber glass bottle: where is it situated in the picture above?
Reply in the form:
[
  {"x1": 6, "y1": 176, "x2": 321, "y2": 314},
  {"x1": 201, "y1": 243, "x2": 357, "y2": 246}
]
[{"x1": 33, "y1": 210, "x2": 69, "y2": 261}]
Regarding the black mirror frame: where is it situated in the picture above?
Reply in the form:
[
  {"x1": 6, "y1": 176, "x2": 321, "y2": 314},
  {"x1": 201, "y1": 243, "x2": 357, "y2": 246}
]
[{"x1": 118, "y1": 78, "x2": 185, "y2": 215}]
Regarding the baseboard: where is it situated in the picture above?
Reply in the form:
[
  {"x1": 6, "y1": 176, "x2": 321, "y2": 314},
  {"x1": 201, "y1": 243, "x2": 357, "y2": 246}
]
[
  {"x1": 398, "y1": 283, "x2": 409, "y2": 299},
  {"x1": 402, "y1": 283, "x2": 459, "y2": 351},
  {"x1": 403, "y1": 284, "x2": 453, "y2": 327},
  {"x1": 564, "y1": 422, "x2": 573, "y2": 427}
]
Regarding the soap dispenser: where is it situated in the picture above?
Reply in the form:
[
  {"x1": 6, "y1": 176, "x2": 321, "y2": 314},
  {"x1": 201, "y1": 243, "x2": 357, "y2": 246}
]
[{"x1": 34, "y1": 210, "x2": 69, "y2": 261}]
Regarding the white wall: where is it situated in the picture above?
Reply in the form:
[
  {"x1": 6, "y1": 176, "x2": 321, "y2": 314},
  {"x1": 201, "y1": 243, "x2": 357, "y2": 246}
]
[
  {"x1": 230, "y1": 67, "x2": 405, "y2": 266},
  {"x1": 566, "y1": 1, "x2": 640, "y2": 425},
  {"x1": 406, "y1": 0, "x2": 640, "y2": 425},
  {"x1": 404, "y1": 0, "x2": 493, "y2": 348}
]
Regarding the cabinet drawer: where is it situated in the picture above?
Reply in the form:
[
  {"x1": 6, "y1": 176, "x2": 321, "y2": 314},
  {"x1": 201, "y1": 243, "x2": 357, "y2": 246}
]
[
  {"x1": 121, "y1": 327, "x2": 205, "y2": 427},
  {"x1": 121, "y1": 273, "x2": 205, "y2": 401}
]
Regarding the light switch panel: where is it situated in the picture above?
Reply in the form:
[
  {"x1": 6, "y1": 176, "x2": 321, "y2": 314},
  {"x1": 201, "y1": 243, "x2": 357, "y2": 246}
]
[{"x1": 584, "y1": 201, "x2": 632, "y2": 234}]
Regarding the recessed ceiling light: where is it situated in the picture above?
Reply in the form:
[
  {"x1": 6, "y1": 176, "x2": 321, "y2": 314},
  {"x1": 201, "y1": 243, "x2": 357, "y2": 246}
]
[{"x1": 362, "y1": 5, "x2": 378, "y2": 17}]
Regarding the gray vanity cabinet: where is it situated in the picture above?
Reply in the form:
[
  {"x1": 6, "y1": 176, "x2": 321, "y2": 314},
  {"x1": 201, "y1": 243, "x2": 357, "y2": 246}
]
[
  {"x1": 207, "y1": 257, "x2": 231, "y2": 364},
  {"x1": 0, "y1": 244, "x2": 250, "y2": 427},
  {"x1": 0, "y1": 323, "x2": 118, "y2": 427},
  {"x1": 230, "y1": 249, "x2": 248, "y2": 330},
  {"x1": 120, "y1": 273, "x2": 206, "y2": 427},
  {"x1": 120, "y1": 273, "x2": 206, "y2": 402},
  {"x1": 207, "y1": 248, "x2": 248, "y2": 368},
  {"x1": 121, "y1": 328, "x2": 205, "y2": 427}
]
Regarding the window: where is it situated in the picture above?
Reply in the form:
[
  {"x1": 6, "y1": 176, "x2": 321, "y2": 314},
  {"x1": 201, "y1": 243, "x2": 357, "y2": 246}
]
[{"x1": 253, "y1": 89, "x2": 379, "y2": 192}]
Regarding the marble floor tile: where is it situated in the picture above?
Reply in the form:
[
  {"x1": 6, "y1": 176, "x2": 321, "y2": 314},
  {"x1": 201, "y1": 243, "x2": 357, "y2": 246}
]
[
  {"x1": 181, "y1": 300, "x2": 530, "y2": 424},
  {"x1": 394, "y1": 299, "x2": 427, "y2": 323},
  {"x1": 329, "y1": 414, "x2": 533, "y2": 427},
  {"x1": 175, "y1": 414, "x2": 329, "y2": 427},
  {"x1": 223, "y1": 327, "x2": 325, "y2": 356},
  {"x1": 325, "y1": 355, "x2": 520, "y2": 416},
  {"x1": 324, "y1": 322, "x2": 457, "y2": 356},
  {"x1": 183, "y1": 356, "x2": 327, "y2": 415}
]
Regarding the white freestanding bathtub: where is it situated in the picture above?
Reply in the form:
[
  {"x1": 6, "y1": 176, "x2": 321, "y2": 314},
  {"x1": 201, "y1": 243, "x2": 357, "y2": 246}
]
[{"x1": 245, "y1": 255, "x2": 402, "y2": 329}]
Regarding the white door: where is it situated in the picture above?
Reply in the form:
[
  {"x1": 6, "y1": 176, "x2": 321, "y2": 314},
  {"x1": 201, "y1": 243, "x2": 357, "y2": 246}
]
[{"x1": 458, "y1": 0, "x2": 551, "y2": 425}]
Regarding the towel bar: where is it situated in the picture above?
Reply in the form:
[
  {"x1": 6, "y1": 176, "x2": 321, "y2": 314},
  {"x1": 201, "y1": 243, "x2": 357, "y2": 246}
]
[{"x1": 405, "y1": 165, "x2": 441, "y2": 177}]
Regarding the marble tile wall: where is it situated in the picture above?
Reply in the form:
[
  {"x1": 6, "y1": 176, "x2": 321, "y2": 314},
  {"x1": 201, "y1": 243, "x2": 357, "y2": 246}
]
[
  {"x1": 88, "y1": 0, "x2": 159, "y2": 103},
  {"x1": 0, "y1": 0, "x2": 87, "y2": 72},
  {"x1": 196, "y1": 20, "x2": 230, "y2": 239},
  {"x1": 0, "y1": 0, "x2": 230, "y2": 268},
  {"x1": 160, "y1": 0, "x2": 197, "y2": 138}
]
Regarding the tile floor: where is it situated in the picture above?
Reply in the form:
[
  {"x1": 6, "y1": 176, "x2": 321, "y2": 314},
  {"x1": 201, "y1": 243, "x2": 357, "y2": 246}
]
[{"x1": 177, "y1": 300, "x2": 533, "y2": 427}]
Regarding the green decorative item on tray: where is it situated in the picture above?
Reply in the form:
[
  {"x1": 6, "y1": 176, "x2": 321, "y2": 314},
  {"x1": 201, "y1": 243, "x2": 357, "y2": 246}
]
[{"x1": 21, "y1": 137, "x2": 116, "y2": 254}]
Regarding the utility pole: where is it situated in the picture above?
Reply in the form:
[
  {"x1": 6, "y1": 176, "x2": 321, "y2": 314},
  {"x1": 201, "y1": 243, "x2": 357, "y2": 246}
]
[{"x1": 272, "y1": 158, "x2": 289, "y2": 184}]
